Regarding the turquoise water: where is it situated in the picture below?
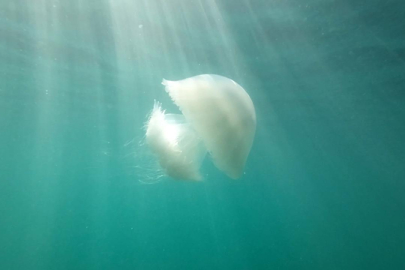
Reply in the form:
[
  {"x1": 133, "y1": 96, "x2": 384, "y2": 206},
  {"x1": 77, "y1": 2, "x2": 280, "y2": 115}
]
[{"x1": 1, "y1": 0, "x2": 405, "y2": 269}]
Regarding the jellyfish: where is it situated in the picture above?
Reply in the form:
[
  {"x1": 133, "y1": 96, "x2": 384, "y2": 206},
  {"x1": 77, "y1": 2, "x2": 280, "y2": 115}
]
[{"x1": 145, "y1": 74, "x2": 256, "y2": 181}]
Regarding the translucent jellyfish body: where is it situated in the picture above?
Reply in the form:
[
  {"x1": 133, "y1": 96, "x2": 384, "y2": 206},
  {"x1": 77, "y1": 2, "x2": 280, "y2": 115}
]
[{"x1": 145, "y1": 74, "x2": 256, "y2": 180}]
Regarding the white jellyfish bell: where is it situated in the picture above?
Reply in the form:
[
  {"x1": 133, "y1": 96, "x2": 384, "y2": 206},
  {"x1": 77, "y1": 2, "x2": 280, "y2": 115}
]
[{"x1": 145, "y1": 74, "x2": 256, "y2": 181}]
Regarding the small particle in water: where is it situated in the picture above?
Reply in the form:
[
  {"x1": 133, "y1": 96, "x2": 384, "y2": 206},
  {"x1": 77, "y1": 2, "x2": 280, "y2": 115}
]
[{"x1": 138, "y1": 24, "x2": 143, "y2": 29}]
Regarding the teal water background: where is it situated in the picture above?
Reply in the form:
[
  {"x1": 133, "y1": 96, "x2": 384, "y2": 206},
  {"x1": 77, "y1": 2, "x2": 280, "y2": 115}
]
[{"x1": 1, "y1": 0, "x2": 405, "y2": 269}]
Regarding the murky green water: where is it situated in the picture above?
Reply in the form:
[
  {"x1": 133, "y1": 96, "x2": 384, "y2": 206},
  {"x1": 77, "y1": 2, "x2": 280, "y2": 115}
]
[{"x1": 1, "y1": 0, "x2": 404, "y2": 269}]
